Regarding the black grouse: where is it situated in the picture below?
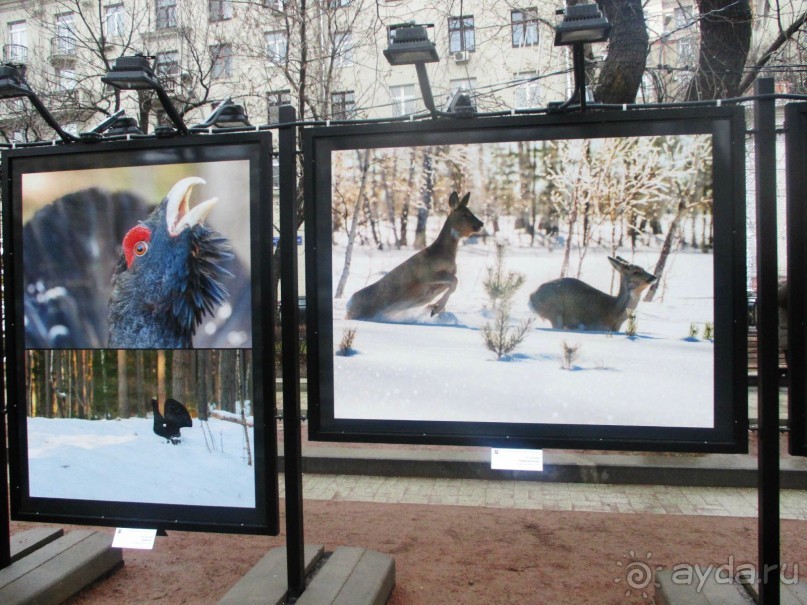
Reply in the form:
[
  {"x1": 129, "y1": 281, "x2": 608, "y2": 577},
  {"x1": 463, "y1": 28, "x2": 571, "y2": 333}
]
[
  {"x1": 108, "y1": 177, "x2": 233, "y2": 348},
  {"x1": 152, "y1": 397, "x2": 193, "y2": 444},
  {"x1": 22, "y1": 178, "x2": 249, "y2": 349}
]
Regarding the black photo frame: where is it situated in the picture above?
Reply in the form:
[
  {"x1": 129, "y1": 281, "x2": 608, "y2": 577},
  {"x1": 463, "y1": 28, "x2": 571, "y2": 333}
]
[
  {"x1": 305, "y1": 107, "x2": 748, "y2": 452},
  {"x1": 2, "y1": 133, "x2": 278, "y2": 534},
  {"x1": 786, "y1": 102, "x2": 807, "y2": 457}
]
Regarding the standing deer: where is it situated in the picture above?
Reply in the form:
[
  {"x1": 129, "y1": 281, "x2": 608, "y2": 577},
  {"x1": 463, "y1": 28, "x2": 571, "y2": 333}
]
[
  {"x1": 528, "y1": 256, "x2": 657, "y2": 331},
  {"x1": 346, "y1": 191, "x2": 483, "y2": 320}
]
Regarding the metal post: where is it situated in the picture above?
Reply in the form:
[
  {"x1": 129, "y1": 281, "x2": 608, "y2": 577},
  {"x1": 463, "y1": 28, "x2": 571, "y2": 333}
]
[
  {"x1": 572, "y1": 44, "x2": 586, "y2": 112},
  {"x1": 278, "y1": 104, "x2": 306, "y2": 599},
  {"x1": 415, "y1": 63, "x2": 438, "y2": 118},
  {"x1": 754, "y1": 77, "x2": 780, "y2": 605},
  {"x1": 1, "y1": 341, "x2": 10, "y2": 569}
]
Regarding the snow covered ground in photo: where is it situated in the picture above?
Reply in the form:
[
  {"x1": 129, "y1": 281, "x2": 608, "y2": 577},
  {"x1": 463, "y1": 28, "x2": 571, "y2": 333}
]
[
  {"x1": 26, "y1": 414, "x2": 256, "y2": 506},
  {"x1": 332, "y1": 240, "x2": 716, "y2": 428}
]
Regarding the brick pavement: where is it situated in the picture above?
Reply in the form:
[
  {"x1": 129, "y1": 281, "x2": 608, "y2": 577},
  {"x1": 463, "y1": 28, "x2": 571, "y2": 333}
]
[{"x1": 283, "y1": 474, "x2": 807, "y2": 519}]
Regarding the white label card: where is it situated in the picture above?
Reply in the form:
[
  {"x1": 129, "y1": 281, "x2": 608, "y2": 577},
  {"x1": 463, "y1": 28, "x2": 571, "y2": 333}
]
[
  {"x1": 490, "y1": 448, "x2": 544, "y2": 472},
  {"x1": 112, "y1": 528, "x2": 158, "y2": 550}
]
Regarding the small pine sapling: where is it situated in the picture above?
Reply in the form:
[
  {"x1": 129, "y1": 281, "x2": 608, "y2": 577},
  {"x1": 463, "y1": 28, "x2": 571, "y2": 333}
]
[
  {"x1": 625, "y1": 311, "x2": 638, "y2": 338},
  {"x1": 336, "y1": 327, "x2": 357, "y2": 356},
  {"x1": 483, "y1": 241, "x2": 526, "y2": 311},
  {"x1": 561, "y1": 340, "x2": 580, "y2": 370},
  {"x1": 481, "y1": 242, "x2": 533, "y2": 359},
  {"x1": 688, "y1": 322, "x2": 699, "y2": 340},
  {"x1": 703, "y1": 322, "x2": 714, "y2": 341}
]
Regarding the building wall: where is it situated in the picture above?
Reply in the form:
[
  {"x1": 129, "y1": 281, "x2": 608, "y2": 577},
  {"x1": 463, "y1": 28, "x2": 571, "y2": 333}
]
[{"x1": 0, "y1": 0, "x2": 803, "y2": 138}]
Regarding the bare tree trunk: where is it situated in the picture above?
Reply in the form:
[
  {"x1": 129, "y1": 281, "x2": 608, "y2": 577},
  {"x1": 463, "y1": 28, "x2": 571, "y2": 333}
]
[
  {"x1": 594, "y1": 0, "x2": 649, "y2": 103},
  {"x1": 157, "y1": 351, "x2": 166, "y2": 407},
  {"x1": 400, "y1": 150, "x2": 417, "y2": 248},
  {"x1": 685, "y1": 0, "x2": 752, "y2": 100},
  {"x1": 645, "y1": 199, "x2": 687, "y2": 302},
  {"x1": 335, "y1": 149, "x2": 370, "y2": 298},
  {"x1": 414, "y1": 151, "x2": 434, "y2": 249},
  {"x1": 117, "y1": 349, "x2": 130, "y2": 418},
  {"x1": 560, "y1": 192, "x2": 579, "y2": 278},
  {"x1": 171, "y1": 351, "x2": 195, "y2": 406},
  {"x1": 219, "y1": 349, "x2": 237, "y2": 413}
]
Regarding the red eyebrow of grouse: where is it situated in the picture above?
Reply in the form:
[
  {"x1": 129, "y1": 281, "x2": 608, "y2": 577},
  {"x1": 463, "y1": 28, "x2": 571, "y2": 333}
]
[{"x1": 122, "y1": 224, "x2": 152, "y2": 268}]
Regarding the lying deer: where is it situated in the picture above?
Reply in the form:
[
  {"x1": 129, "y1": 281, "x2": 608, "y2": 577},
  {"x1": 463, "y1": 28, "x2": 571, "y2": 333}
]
[
  {"x1": 528, "y1": 256, "x2": 657, "y2": 331},
  {"x1": 346, "y1": 191, "x2": 484, "y2": 320}
]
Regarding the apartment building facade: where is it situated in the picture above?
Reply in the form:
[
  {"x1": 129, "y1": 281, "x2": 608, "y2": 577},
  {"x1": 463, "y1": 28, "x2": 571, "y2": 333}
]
[{"x1": 0, "y1": 0, "x2": 802, "y2": 140}]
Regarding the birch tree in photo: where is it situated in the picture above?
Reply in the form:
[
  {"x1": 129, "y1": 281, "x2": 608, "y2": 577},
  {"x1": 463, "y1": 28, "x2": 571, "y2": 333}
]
[
  {"x1": 335, "y1": 149, "x2": 371, "y2": 299},
  {"x1": 645, "y1": 136, "x2": 713, "y2": 302}
]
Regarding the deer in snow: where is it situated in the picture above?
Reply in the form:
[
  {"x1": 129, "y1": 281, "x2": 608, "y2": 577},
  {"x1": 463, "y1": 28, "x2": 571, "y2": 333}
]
[
  {"x1": 528, "y1": 256, "x2": 657, "y2": 332},
  {"x1": 345, "y1": 191, "x2": 484, "y2": 320}
]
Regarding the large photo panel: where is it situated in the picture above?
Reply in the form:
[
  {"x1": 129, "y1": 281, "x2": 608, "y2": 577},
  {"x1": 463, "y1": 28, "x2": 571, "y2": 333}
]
[
  {"x1": 787, "y1": 102, "x2": 807, "y2": 456},
  {"x1": 2, "y1": 133, "x2": 278, "y2": 533},
  {"x1": 305, "y1": 108, "x2": 748, "y2": 452}
]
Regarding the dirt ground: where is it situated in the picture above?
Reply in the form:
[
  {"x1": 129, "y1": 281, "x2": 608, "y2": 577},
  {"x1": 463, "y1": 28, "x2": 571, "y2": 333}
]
[{"x1": 10, "y1": 500, "x2": 807, "y2": 605}]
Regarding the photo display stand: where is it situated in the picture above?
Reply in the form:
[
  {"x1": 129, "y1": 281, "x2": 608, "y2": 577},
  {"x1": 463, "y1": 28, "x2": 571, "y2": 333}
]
[
  {"x1": 786, "y1": 101, "x2": 807, "y2": 457},
  {"x1": 1, "y1": 132, "x2": 279, "y2": 535},
  {"x1": 304, "y1": 107, "x2": 748, "y2": 453}
]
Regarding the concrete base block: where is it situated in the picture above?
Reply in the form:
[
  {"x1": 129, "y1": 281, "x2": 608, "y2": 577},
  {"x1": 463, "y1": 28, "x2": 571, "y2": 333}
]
[
  {"x1": 217, "y1": 544, "x2": 324, "y2": 605},
  {"x1": 217, "y1": 544, "x2": 395, "y2": 605},
  {"x1": 10, "y1": 528, "x2": 64, "y2": 564},
  {"x1": 655, "y1": 570, "x2": 755, "y2": 604},
  {"x1": 296, "y1": 547, "x2": 395, "y2": 605},
  {"x1": 745, "y1": 581, "x2": 807, "y2": 604},
  {"x1": 0, "y1": 530, "x2": 123, "y2": 605}
]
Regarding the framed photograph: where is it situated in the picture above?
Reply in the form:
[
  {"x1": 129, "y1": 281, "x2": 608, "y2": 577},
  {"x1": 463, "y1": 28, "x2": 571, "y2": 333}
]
[
  {"x1": 786, "y1": 102, "x2": 807, "y2": 457},
  {"x1": 304, "y1": 107, "x2": 748, "y2": 452},
  {"x1": 2, "y1": 133, "x2": 278, "y2": 533}
]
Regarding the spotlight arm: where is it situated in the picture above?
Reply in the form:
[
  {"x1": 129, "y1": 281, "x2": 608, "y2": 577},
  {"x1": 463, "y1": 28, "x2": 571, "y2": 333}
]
[
  {"x1": 153, "y1": 86, "x2": 189, "y2": 135},
  {"x1": 24, "y1": 89, "x2": 79, "y2": 143},
  {"x1": 415, "y1": 63, "x2": 438, "y2": 118}
]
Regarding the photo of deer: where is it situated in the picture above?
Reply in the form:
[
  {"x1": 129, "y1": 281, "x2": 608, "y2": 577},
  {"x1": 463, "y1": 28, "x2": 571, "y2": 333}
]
[{"x1": 328, "y1": 133, "x2": 719, "y2": 430}]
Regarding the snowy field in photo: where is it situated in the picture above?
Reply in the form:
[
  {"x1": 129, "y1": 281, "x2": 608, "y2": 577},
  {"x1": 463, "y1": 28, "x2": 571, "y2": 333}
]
[
  {"x1": 26, "y1": 414, "x2": 256, "y2": 506},
  {"x1": 331, "y1": 241, "x2": 716, "y2": 428}
]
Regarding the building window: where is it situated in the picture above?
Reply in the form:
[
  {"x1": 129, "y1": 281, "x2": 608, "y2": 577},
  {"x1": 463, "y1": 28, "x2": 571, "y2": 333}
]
[
  {"x1": 156, "y1": 0, "x2": 177, "y2": 29},
  {"x1": 390, "y1": 83, "x2": 418, "y2": 117},
  {"x1": 6, "y1": 21, "x2": 27, "y2": 62},
  {"x1": 105, "y1": 4, "x2": 126, "y2": 37},
  {"x1": 674, "y1": 5, "x2": 694, "y2": 29},
  {"x1": 267, "y1": 89, "x2": 291, "y2": 123},
  {"x1": 263, "y1": 0, "x2": 286, "y2": 9},
  {"x1": 334, "y1": 30, "x2": 353, "y2": 67},
  {"x1": 514, "y1": 72, "x2": 540, "y2": 108},
  {"x1": 328, "y1": 0, "x2": 350, "y2": 7},
  {"x1": 266, "y1": 30, "x2": 288, "y2": 63},
  {"x1": 156, "y1": 50, "x2": 180, "y2": 91},
  {"x1": 677, "y1": 36, "x2": 696, "y2": 65},
  {"x1": 209, "y1": 0, "x2": 233, "y2": 22},
  {"x1": 210, "y1": 44, "x2": 233, "y2": 79},
  {"x1": 448, "y1": 16, "x2": 474, "y2": 53},
  {"x1": 511, "y1": 9, "x2": 539, "y2": 47},
  {"x1": 331, "y1": 90, "x2": 355, "y2": 119},
  {"x1": 56, "y1": 66, "x2": 77, "y2": 91},
  {"x1": 55, "y1": 13, "x2": 76, "y2": 54}
]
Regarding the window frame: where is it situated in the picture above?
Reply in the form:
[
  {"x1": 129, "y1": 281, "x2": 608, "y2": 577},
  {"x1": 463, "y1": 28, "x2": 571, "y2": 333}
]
[
  {"x1": 155, "y1": 0, "x2": 177, "y2": 30},
  {"x1": 448, "y1": 15, "x2": 475, "y2": 53},
  {"x1": 265, "y1": 30, "x2": 288, "y2": 64},
  {"x1": 210, "y1": 43, "x2": 234, "y2": 80},
  {"x1": 331, "y1": 90, "x2": 356, "y2": 120},
  {"x1": 511, "y1": 8, "x2": 539, "y2": 48}
]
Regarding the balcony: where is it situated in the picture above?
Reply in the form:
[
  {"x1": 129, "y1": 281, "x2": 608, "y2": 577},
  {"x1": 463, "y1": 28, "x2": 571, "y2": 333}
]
[
  {"x1": 50, "y1": 36, "x2": 78, "y2": 66},
  {"x1": 3, "y1": 44, "x2": 28, "y2": 63}
]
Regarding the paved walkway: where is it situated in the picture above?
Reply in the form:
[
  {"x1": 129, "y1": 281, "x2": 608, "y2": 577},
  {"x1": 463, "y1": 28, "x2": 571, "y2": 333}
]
[{"x1": 282, "y1": 474, "x2": 807, "y2": 520}]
